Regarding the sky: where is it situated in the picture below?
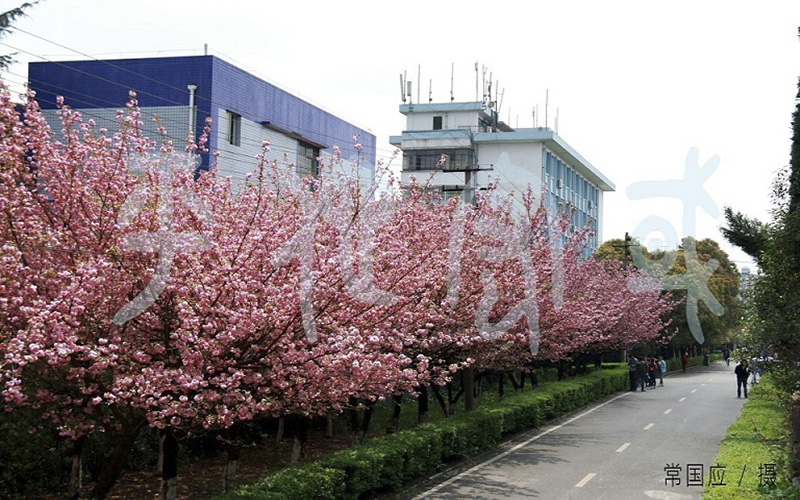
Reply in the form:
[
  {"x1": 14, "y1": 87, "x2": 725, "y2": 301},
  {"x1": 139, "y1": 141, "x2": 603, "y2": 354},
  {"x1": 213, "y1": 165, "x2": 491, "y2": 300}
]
[{"x1": 3, "y1": 0, "x2": 800, "y2": 272}]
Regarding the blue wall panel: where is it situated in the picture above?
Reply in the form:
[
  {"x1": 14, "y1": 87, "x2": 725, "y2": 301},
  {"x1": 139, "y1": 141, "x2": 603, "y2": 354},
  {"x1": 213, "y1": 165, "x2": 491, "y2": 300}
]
[{"x1": 28, "y1": 55, "x2": 376, "y2": 170}]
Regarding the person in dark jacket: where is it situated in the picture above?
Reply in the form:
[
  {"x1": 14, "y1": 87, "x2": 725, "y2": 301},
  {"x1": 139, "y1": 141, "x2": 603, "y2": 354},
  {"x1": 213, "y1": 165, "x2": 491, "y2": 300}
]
[
  {"x1": 636, "y1": 358, "x2": 648, "y2": 392},
  {"x1": 735, "y1": 360, "x2": 749, "y2": 398},
  {"x1": 629, "y1": 357, "x2": 639, "y2": 391}
]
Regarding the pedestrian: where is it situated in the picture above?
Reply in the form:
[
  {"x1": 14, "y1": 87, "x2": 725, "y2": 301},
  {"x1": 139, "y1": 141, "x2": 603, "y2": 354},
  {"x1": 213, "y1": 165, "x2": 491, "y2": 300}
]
[
  {"x1": 629, "y1": 357, "x2": 639, "y2": 392},
  {"x1": 648, "y1": 357, "x2": 656, "y2": 388},
  {"x1": 657, "y1": 355, "x2": 666, "y2": 386},
  {"x1": 723, "y1": 347, "x2": 730, "y2": 366},
  {"x1": 735, "y1": 359, "x2": 749, "y2": 398},
  {"x1": 636, "y1": 357, "x2": 648, "y2": 392},
  {"x1": 748, "y1": 358, "x2": 760, "y2": 386},
  {"x1": 681, "y1": 352, "x2": 689, "y2": 373}
]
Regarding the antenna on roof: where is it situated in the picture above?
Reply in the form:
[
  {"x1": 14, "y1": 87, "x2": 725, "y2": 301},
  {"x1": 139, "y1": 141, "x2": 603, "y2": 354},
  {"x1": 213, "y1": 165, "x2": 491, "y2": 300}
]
[
  {"x1": 399, "y1": 73, "x2": 406, "y2": 103},
  {"x1": 482, "y1": 66, "x2": 488, "y2": 104},
  {"x1": 429, "y1": 79, "x2": 433, "y2": 103},
  {"x1": 474, "y1": 62, "x2": 479, "y2": 101},
  {"x1": 545, "y1": 89, "x2": 549, "y2": 128},
  {"x1": 407, "y1": 80, "x2": 413, "y2": 104},
  {"x1": 498, "y1": 85, "x2": 504, "y2": 116},
  {"x1": 450, "y1": 63, "x2": 455, "y2": 102}
]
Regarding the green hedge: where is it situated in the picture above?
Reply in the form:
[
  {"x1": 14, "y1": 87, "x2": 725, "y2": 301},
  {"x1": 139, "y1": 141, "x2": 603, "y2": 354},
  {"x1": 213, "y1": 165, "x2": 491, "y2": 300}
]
[
  {"x1": 216, "y1": 366, "x2": 628, "y2": 500},
  {"x1": 218, "y1": 463, "x2": 347, "y2": 500}
]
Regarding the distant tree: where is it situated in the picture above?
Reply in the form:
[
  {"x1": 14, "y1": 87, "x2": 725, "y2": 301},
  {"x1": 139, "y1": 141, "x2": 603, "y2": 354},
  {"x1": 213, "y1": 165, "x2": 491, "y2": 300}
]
[
  {"x1": 594, "y1": 238, "x2": 626, "y2": 262},
  {"x1": 0, "y1": 2, "x2": 40, "y2": 70}
]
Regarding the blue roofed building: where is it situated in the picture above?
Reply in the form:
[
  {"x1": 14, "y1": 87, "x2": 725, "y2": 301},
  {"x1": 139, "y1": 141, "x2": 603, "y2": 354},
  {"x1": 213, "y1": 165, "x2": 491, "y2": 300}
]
[{"x1": 27, "y1": 55, "x2": 376, "y2": 184}]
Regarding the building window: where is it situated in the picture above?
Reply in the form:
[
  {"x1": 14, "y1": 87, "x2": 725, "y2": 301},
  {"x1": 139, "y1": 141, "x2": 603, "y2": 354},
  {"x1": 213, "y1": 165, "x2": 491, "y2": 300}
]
[
  {"x1": 433, "y1": 116, "x2": 443, "y2": 130},
  {"x1": 403, "y1": 149, "x2": 475, "y2": 171},
  {"x1": 296, "y1": 143, "x2": 319, "y2": 177},
  {"x1": 227, "y1": 111, "x2": 241, "y2": 146}
]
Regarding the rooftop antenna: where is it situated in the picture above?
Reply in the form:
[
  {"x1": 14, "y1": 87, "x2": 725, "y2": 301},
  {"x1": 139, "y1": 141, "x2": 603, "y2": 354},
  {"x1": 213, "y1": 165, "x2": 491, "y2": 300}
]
[
  {"x1": 498, "y1": 85, "x2": 505, "y2": 116},
  {"x1": 399, "y1": 73, "x2": 406, "y2": 103},
  {"x1": 482, "y1": 66, "x2": 488, "y2": 104},
  {"x1": 450, "y1": 62, "x2": 455, "y2": 102},
  {"x1": 545, "y1": 89, "x2": 549, "y2": 128},
  {"x1": 407, "y1": 80, "x2": 413, "y2": 104},
  {"x1": 532, "y1": 107, "x2": 536, "y2": 127},
  {"x1": 474, "y1": 62, "x2": 479, "y2": 101},
  {"x1": 429, "y1": 79, "x2": 433, "y2": 103}
]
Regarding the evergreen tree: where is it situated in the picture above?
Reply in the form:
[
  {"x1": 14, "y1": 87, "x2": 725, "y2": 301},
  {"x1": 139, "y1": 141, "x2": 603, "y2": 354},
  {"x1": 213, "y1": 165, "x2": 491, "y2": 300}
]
[
  {"x1": 0, "y1": 2, "x2": 40, "y2": 71},
  {"x1": 718, "y1": 25, "x2": 800, "y2": 485}
]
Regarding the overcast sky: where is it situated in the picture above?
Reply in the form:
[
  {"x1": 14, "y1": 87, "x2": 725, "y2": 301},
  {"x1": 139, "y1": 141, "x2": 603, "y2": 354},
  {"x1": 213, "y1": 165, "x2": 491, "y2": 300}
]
[{"x1": 3, "y1": 0, "x2": 800, "y2": 271}]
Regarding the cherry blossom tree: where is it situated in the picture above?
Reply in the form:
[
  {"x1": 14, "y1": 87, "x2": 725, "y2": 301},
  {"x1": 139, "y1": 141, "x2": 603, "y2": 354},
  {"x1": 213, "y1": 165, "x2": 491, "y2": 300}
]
[{"x1": 0, "y1": 86, "x2": 679, "y2": 499}]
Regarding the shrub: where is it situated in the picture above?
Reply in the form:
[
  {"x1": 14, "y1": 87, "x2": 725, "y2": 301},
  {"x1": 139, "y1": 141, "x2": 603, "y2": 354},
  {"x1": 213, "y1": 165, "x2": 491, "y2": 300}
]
[{"x1": 215, "y1": 365, "x2": 629, "y2": 499}]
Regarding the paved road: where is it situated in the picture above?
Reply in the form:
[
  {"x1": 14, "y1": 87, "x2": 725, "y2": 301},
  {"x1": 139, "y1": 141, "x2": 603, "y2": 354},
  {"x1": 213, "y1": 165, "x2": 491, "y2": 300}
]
[{"x1": 401, "y1": 361, "x2": 746, "y2": 500}]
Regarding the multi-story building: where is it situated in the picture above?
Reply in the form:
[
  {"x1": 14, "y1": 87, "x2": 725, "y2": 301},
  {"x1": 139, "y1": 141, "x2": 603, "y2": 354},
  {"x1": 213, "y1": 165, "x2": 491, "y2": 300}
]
[
  {"x1": 389, "y1": 100, "x2": 614, "y2": 252},
  {"x1": 27, "y1": 55, "x2": 376, "y2": 184}
]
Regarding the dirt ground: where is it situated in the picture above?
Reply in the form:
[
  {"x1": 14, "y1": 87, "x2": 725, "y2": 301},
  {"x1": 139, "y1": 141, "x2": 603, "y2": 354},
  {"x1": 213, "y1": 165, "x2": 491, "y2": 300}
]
[{"x1": 59, "y1": 430, "x2": 355, "y2": 500}]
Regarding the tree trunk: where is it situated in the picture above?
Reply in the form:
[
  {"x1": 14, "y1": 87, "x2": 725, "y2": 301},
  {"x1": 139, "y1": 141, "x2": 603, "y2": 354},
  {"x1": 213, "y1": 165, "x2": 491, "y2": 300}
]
[
  {"x1": 352, "y1": 403, "x2": 374, "y2": 446},
  {"x1": 326, "y1": 415, "x2": 334, "y2": 438},
  {"x1": 88, "y1": 417, "x2": 146, "y2": 500},
  {"x1": 509, "y1": 371, "x2": 521, "y2": 393},
  {"x1": 289, "y1": 416, "x2": 310, "y2": 465},
  {"x1": 418, "y1": 386, "x2": 431, "y2": 423},
  {"x1": 431, "y1": 385, "x2": 448, "y2": 419},
  {"x1": 387, "y1": 394, "x2": 402, "y2": 433},
  {"x1": 529, "y1": 370, "x2": 539, "y2": 389},
  {"x1": 223, "y1": 426, "x2": 241, "y2": 493},
  {"x1": 68, "y1": 436, "x2": 86, "y2": 500},
  {"x1": 557, "y1": 361, "x2": 566, "y2": 380},
  {"x1": 159, "y1": 428, "x2": 178, "y2": 500},
  {"x1": 463, "y1": 367, "x2": 475, "y2": 412},
  {"x1": 276, "y1": 417, "x2": 284, "y2": 444},
  {"x1": 223, "y1": 442, "x2": 241, "y2": 492}
]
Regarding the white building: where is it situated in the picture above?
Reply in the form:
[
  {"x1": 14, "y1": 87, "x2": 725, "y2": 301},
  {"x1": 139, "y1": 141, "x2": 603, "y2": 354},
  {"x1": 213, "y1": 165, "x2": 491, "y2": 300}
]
[{"x1": 389, "y1": 101, "x2": 614, "y2": 252}]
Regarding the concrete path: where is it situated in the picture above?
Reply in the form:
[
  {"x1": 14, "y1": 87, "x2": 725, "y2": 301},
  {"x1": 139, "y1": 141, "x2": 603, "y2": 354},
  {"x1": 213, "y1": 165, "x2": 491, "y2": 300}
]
[{"x1": 400, "y1": 361, "x2": 746, "y2": 500}]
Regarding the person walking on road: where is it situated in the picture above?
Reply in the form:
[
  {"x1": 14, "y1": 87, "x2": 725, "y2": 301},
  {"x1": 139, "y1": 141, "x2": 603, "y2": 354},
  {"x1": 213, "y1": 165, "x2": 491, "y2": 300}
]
[
  {"x1": 681, "y1": 352, "x2": 689, "y2": 372},
  {"x1": 657, "y1": 356, "x2": 666, "y2": 386},
  {"x1": 735, "y1": 360, "x2": 749, "y2": 398}
]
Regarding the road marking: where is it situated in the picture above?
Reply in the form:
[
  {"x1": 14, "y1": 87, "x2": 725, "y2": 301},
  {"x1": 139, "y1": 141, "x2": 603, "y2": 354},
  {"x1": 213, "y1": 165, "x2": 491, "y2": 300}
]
[
  {"x1": 691, "y1": 389, "x2": 698, "y2": 393},
  {"x1": 644, "y1": 423, "x2": 655, "y2": 430},
  {"x1": 679, "y1": 397, "x2": 687, "y2": 402},
  {"x1": 664, "y1": 408, "x2": 673, "y2": 414},
  {"x1": 575, "y1": 473, "x2": 596, "y2": 487},
  {"x1": 616, "y1": 442, "x2": 631, "y2": 452},
  {"x1": 701, "y1": 383, "x2": 706, "y2": 386},
  {"x1": 410, "y1": 392, "x2": 632, "y2": 499}
]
